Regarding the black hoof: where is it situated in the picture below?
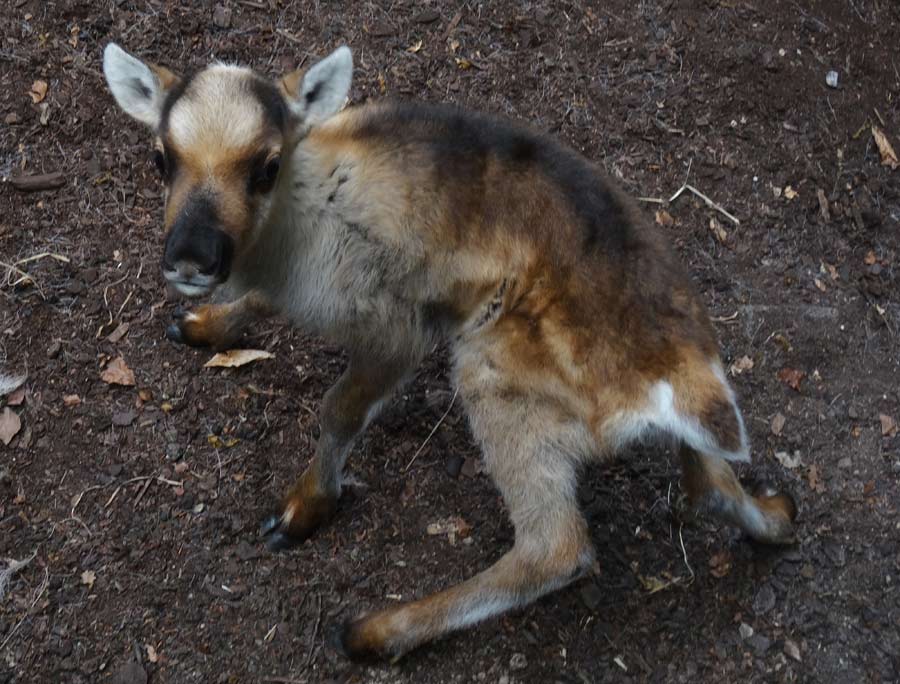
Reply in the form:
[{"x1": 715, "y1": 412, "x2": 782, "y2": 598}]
[
  {"x1": 325, "y1": 621, "x2": 352, "y2": 658},
  {"x1": 166, "y1": 322, "x2": 185, "y2": 344},
  {"x1": 259, "y1": 514, "x2": 302, "y2": 552}
]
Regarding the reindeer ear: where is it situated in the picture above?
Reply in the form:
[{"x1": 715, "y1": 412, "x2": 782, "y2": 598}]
[
  {"x1": 103, "y1": 43, "x2": 178, "y2": 129},
  {"x1": 280, "y1": 46, "x2": 352, "y2": 125}
]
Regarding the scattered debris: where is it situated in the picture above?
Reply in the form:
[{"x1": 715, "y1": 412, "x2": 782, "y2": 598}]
[
  {"x1": 204, "y1": 349, "x2": 275, "y2": 368},
  {"x1": 0, "y1": 552, "x2": 36, "y2": 601},
  {"x1": 825, "y1": 70, "x2": 839, "y2": 88},
  {"x1": 771, "y1": 413, "x2": 786, "y2": 435},
  {"x1": 101, "y1": 356, "x2": 136, "y2": 386},
  {"x1": 730, "y1": 355, "x2": 754, "y2": 375},
  {"x1": 655, "y1": 209, "x2": 674, "y2": 226},
  {"x1": 775, "y1": 450, "x2": 802, "y2": 469},
  {"x1": 816, "y1": 188, "x2": 831, "y2": 221},
  {"x1": 8, "y1": 172, "x2": 66, "y2": 192},
  {"x1": 0, "y1": 408, "x2": 21, "y2": 445},
  {"x1": 783, "y1": 185, "x2": 799, "y2": 200},
  {"x1": 777, "y1": 367, "x2": 805, "y2": 392},
  {"x1": 880, "y1": 414, "x2": 897, "y2": 437},
  {"x1": 872, "y1": 126, "x2": 898, "y2": 169},
  {"x1": 708, "y1": 217, "x2": 728, "y2": 244},
  {"x1": 80, "y1": 569, "x2": 96, "y2": 589},
  {"x1": 62, "y1": 394, "x2": 81, "y2": 407},
  {"x1": 29, "y1": 80, "x2": 48, "y2": 103},
  {"x1": 709, "y1": 550, "x2": 732, "y2": 578},
  {"x1": 426, "y1": 516, "x2": 471, "y2": 544},
  {"x1": 807, "y1": 464, "x2": 825, "y2": 493},
  {"x1": 739, "y1": 623, "x2": 754, "y2": 640}
]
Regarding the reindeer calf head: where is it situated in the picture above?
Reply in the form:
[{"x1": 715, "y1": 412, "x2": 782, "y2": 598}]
[{"x1": 103, "y1": 43, "x2": 353, "y2": 297}]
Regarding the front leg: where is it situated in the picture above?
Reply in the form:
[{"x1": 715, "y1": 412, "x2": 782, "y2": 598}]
[
  {"x1": 167, "y1": 290, "x2": 270, "y2": 350},
  {"x1": 260, "y1": 353, "x2": 416, "y2": 551}
]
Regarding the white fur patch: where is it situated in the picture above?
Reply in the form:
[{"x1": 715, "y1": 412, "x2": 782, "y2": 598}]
[{"x1": 605, "y1": 365, "x2": 749, "y2": 462}]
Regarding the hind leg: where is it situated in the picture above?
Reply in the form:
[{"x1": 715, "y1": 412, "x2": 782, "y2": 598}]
[
  {"x1": 679, "y1": 445, "x2": 796, "y2": 544},
  {"x1": 330, "y1": 392, "x2": 595, "y2": 660}
]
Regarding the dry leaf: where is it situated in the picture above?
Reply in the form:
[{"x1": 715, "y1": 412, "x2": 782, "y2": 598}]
[
  {"x1": 774, "y1": 450, "x2": 802, "y2": 469},
  {"x1": 406, "y1": 39, "x2": 423, "y2": 53},
  {"x1": 655, "y1": 209, "x2": 674, "y2": 227},
  {"x1": 0, "y1": 408, "x2": 22, "y2": 445},
  {"x1": 204, "y1": 349, "x2": 275, "y2": 369},
  {"x1": 6, "y1": 387, "x2": 26, "y2": 406},
  {"x1": 638, "y1": 574, "x2": 672, "y2": 593},
  {"x1": 708, "y1": 217, "x2": 728, "y2": 244},
  {"x1": 454, "y1": 57, "x2": 473, "y2": 70},
  {"x1": 880, "y1": 414, "x2": 897, "y2": 437},
  {"x1": 207, "y1": 434, "x2": 240, "y2": 449},
  {"x1": 864, "y1": 250, "x2": 877, "y2": 266},
  {"x1": 101, "y1": 356, "x2": 136, "y2": 386},
  {"x1": 80, "y1": 569, "x2": 96, "y2": 589},
  {"x1": 872, "y1": 126, "x2": 899, "y2": 170},
  {"x1": 106, "y1": 321, "x2": 129, "y2": 343},
  {"x1": 146, "y1": 645, "x2": 159, "y2": 663},
  {"x1": 783, "y1": 185, "x2": 799, "y2": 200},
  {"x1": 709, "y1": 550, "x2": 732, "y2": 578},
  {"x1": 730, "y1": 355, "x2": 754, "y2": 376},
  {"x1": 806, "y1": 464, "x2": 825, "y2": 493},
  {"x1": 771, "y1": 413, "x2": 786, "y2": 436},
  {"x1": 777, "y1": 367, "x2": 805, "y2": 392},
  {"x1": 63, "y1": 394, "x2": 81, "y2": 407},
  {"x1": 784, "y1": 639, "x2": 802, "y2": 662},
  {"x1": 29, "y1": 79, "x2": 48, "y2": 104},
  {"x1": 814, "y1": 278, "x2": 827, "y2": 292}
]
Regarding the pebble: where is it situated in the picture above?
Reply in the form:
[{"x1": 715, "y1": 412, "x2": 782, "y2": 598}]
[
  {"x1": 752, "y1": 584, "x2": 776, "y2": 616},
  {"x1": 825, "y1": 70, "x2": 839, "y2": 88},
  {"x1": 739, "y1": 623, "x2": 754, "y2": 640},
  {"x1": 445, "y1": 453, "x2": 463, "y2": 478}
]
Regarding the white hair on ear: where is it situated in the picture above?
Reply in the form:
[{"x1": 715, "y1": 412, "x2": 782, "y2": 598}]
[
  {"x1": 290, "y1": 46, "x2": 353, "y2": 125},
  {"x1": 103, "y1": 43, "x2": 166, "y2": 129}
]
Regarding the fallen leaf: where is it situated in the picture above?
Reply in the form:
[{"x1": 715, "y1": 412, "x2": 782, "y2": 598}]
[
  {"x1": 783, "y1": 185, "x2": 798, "y2": 200},
  {"x1": 454, "y1": 57, "x2": 473, "y2": 70},
  {"x1": 730, "y1": 355, "x2": 754, "y2": 376},
  {"x1": 816, "y1": 188, "x2": 830, "y2": 221},
  {"x1": 774, "y1": 450, "x2": 802, "y2": 469},
  {"x1": 29, "y1": 79, "x2": 48, "y2": 104},
  {"x1": 822, "y1": 262, "x2": 838, "y2": 281},
  {"x1": 80, "y1": 569, "x2": 96, "y2": 589},
  {"x1": 806, "y1": 464, "x2": 825, "y2": 493},
  {"x1": 709, "y1": 550, "x2": 732, "y2": 578},
  {"x1": 880, "y1": 414, "x2": 897, "y2": 437},
  {"x1": 864, "y1": 250, "x2": 877, "y2": 266},
  {"x1": 6, "y1": 387, "x2": 26, "y2": 406},
  {"x1": 63, "y1": 394, "x2": 81, "y2": 407},
  {"x1": 204, "y1": 349, "x2": 274, "y2": 369},
  {"x1": 638, "y1": 574, "x2": 672, "y2": 593},
  {"x1": 777, "y1": 367, "x2": 805, "y2": 392},
  {"x1": 814, "y1": 278, "x2": 827, "y2": 292},
  {"x1": 872, "y1": 126, "x2": 899, "y2": 170},
  {"x1": 101, "y1": 356, "x2": 136, "y2": 386},
  {"x1": 146, "y1": 645, "x2": 158, "y2": 664},
  {"x1": 406, "y1": 39, "x2": 424, "y2": 53},
  {"x1": 771, "y1": 413, "x2": 786, "y2": 436},
  {"x1": 708, "y1": 217, "x2": 728, "y2": 244},
  {"x1": 655, "y1": 209, "x2": 674, "y2": 227},
  {"x1": 0, "y1": 408, "x2": 22, "y2": 445}
]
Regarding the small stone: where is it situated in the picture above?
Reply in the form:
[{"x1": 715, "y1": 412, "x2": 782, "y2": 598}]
[
  {"x1": 580, "y1": 582, "x2": 603, "y2": 612},
  {"x1": 5, "y1": 112, "x2": 20, "y2": 125},
  {"x1": 111, "y1": 410, "x2": 137, "y2": 427},
  {"x1": 747, "y1": 633, "x2": 772, "y2": 655},
  {"x1": 739, "y1": 623, "x2": 754, "y2": 640},
  {"x1": 47, "y1": 340, "x2": 62, "y2": 358},
  {"x1": 752, "y1": 584, "x2": 776, "y2": 616},
  {"x1": 825, "y1": 70, "x2": 839, "y2": 88},
  {"x1": 445, "y1": 453, "x2": 463, "y2": 478},
  {"x1": 509, "y1": 653, "x2": 527, "y2": 670},
  {"x1": 800, "y1": 563, "x2": 815, "y2": 579},
  {"x1": 837, "y1": 457, "x2": 852, "y2": 469},
  {"x1": 212, "y1": 4, "x2": 232, "y2": 28},
  {"x1": 111, "y1": 661, "x2": 147, "y2": 684},
  {"x1": 784, "y1": 639, "x2": 802, "y2": 661},
  {"x1": 165, "y1": 443, "x2": 182, "y2": 460}
]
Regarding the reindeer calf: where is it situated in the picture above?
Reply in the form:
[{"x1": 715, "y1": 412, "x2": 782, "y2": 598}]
[{"x1": 103, "y1": 44, "x2": 796, "y2": 660}]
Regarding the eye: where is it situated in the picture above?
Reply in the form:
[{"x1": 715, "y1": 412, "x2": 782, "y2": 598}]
[
  {"x1": 151, "y1": 149, "x2": 167, "y2": 178},
  {"x1": 253, "y1": 155, "x2": 281, "y2": 193}
]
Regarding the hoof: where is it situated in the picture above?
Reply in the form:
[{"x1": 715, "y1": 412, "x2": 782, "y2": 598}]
[
  {"x1": 259, "y1": 513, "x2": 304, "y2": 552},
  {"x1": 166, "y1": 321, "x2": 185, "y2": 344},
  {"x1": 325, "y1": 619, "x2": 386, "y2": 663}
]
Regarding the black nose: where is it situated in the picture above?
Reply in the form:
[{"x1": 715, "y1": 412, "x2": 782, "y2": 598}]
[{"x1": 162, "y1": 196, "x2": 234, "y2": 279}]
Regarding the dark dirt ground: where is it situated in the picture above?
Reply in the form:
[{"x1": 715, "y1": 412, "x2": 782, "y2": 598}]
[{"x1": 2, "y1": 1, "x2": 900, "y2": 682}]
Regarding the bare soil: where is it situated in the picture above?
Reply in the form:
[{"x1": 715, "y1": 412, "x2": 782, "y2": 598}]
[{"x1": 2, "y1": 1, "x2": 899, "y2": 682}]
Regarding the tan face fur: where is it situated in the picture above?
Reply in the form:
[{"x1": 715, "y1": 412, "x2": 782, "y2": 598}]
[{"x1": 103, "y1": 43, "x2": 352, "y2": 297}]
